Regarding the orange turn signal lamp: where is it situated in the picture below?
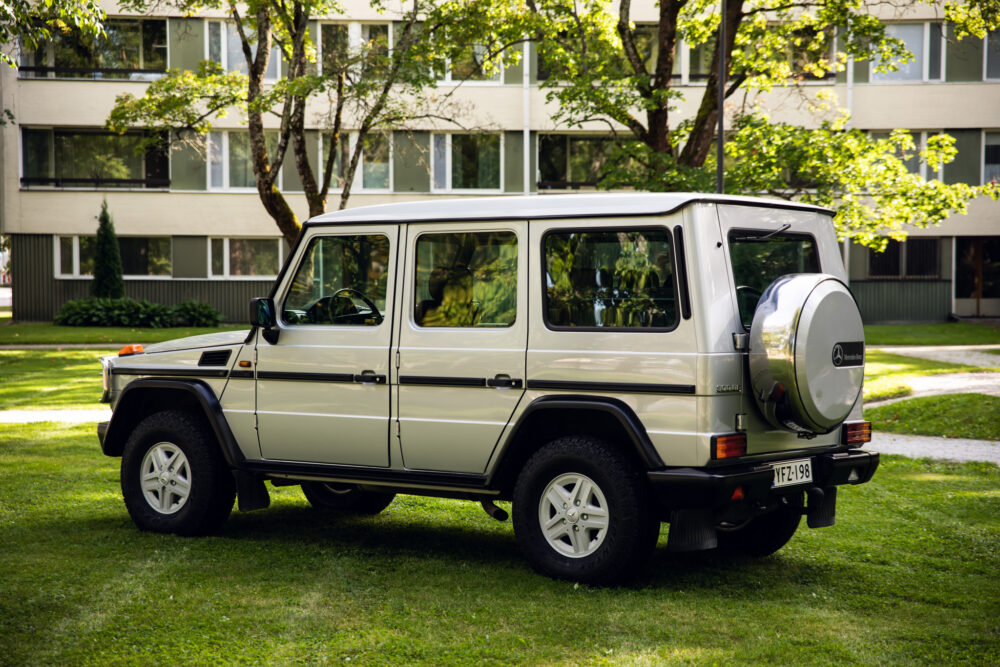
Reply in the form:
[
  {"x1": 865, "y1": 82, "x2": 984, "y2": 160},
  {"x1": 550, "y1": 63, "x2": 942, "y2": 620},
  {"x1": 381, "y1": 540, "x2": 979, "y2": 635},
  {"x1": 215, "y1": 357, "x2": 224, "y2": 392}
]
[
  {"x1": 118, "y1": 344, "x2": 145, "y2": 357},
  {"x1": 712, "y1": 433, "x2": 747, "y2": 459},
  {"x1": 842, "y1": 421, "x2": 872, "y2": 445}
]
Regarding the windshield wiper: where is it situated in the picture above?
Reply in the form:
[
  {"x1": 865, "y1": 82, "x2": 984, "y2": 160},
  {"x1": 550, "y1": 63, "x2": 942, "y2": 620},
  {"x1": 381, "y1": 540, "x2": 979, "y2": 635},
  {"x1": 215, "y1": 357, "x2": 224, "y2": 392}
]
[{"x1": 733, "y1": 223, "x2": 792, "y2": 242}]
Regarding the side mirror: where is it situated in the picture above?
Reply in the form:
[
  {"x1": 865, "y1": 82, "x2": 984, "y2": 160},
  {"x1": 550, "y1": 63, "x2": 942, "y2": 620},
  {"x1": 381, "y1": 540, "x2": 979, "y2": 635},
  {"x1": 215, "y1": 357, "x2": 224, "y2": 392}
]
[
  {"x1": 249, "y1": 298, "x2": 280, "y2": 344},
  {"x1": 249, "y1": 297, "x2": 276, "y2": 327}
]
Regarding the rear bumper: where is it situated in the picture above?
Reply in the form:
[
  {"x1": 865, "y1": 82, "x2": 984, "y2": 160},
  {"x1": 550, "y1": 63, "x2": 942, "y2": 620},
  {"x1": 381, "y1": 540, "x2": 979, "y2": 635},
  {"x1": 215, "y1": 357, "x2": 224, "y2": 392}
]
[{"x1": 647, "y1": 448, "x2": 879, "y2": 510}]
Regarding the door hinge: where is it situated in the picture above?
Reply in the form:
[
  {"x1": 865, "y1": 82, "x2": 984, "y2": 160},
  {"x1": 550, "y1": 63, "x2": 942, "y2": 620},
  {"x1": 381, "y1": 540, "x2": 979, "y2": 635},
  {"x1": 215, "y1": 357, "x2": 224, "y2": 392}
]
[
  {"x1": 395, "y1": 350, "x2": 401, "y2": 368},
  {"x1": 395, "y1": 421, "x2": 400, "y2": 438},
  {"x1": 253, "y1": 413, "x2": 258, "y2": 431}
]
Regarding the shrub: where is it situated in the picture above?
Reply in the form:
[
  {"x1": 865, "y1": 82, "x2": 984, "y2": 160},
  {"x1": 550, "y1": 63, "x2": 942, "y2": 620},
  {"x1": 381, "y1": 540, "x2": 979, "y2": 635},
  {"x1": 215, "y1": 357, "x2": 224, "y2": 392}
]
[
  {"x1": 173, "y1": 300, "x2": 222, "y2": 327},
  {"x1": 92, "y1": 201, "x2": 125, "y2": 299},
  {"x1": 55, "y1": 298, "x2": 174, "y2": 328}
]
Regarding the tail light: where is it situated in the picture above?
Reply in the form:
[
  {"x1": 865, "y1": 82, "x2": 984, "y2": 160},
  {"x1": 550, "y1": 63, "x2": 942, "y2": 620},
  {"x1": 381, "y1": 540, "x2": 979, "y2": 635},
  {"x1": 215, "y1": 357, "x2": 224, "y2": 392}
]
[
  {"x1": 712, "y1": 433, "x2": 747, "y2": 459},
  {"x1": 841, "y1": 421, "x2": 872, "y2": 445}
]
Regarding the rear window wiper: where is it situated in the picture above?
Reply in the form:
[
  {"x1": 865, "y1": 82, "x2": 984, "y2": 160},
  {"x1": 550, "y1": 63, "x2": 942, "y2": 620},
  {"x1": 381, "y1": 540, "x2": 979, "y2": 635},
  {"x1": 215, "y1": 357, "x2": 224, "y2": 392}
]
[{"x1": 732, "y1": 223, "x2": 792, "y2": 242}]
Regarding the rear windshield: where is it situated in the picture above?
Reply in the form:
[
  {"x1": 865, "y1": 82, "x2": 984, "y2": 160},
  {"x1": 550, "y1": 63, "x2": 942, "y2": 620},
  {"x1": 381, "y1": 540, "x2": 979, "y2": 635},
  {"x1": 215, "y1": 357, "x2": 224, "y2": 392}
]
[{"x1": 728, "y1": 230, "x2": 820, "y2": 328}]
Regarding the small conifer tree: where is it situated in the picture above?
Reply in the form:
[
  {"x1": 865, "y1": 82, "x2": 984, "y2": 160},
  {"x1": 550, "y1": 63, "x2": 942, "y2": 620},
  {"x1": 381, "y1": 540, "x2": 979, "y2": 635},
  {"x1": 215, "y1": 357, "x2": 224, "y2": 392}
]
[{"x1": 92, "y1": 200, "x2": 125, "y2": 298}]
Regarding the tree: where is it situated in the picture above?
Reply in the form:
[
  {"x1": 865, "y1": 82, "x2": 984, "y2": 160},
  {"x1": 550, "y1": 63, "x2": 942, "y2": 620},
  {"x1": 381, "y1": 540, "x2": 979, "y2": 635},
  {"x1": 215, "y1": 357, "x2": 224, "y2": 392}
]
[
  {"x1": 92, "y1": 200, "x2": 125, "y2": 298},
  {"x1": 520, "y1": 0, "x2": 1000, "y2": 247},
  {"x1": 1, "y1": 0, "x2": 105, "y2": 68},
  {"x1": 107, "y1": 0, "x2": 512, "y2": 245}
]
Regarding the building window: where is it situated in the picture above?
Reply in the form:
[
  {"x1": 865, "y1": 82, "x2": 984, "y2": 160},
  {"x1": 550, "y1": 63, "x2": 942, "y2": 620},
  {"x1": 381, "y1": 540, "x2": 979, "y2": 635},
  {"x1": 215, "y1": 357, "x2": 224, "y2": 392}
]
[
  {"x1": 315, "y1": 132, "x2": 390, "y2": 192},
  {"x1": 688, "y1": 35, "x2": 716, "y2": 81},
  {"x1": 21, "y1": 128, "x2": 169, "y2": 189},
  {"x1": 986, "y1": 30, "x2": 1000, "y2": 80},
  {"x1": 432, "y1": 134, "x2": 502, "y2": 191},
  {"x1": 207, "y1": 131, "x2": 281, "y2": 190},
  {"x1": 413, "y1": 232, "x2": 517, "y2": 327},
  {"x1": 544, "y1": 229, "x2": 677, "y2": 329},
  {"x1": 871, "y1": 23, "x2": 943, "y2": 82},
  {"x1": 208, "y1": 21, "x2": 280, "y2": 81},
  {"x1": 868, "y1": 239, "x2": 940, "y2": 278},
  {"x1": 869, "y1": 131, "x2": 943, "y2": 180},
  {"x1": 441, "y1": 44, "x2": 502, "y2": 83},
  {"x1": 985, "y1": 132, "x2": 1000, "y2": 184},
  {"x1": 210, "y1": 238, "x2": 284, "y2": 278},
  {"x1": 956, "y1": 238, "x2": 1000, "y2": 299},
  {"x1": 19, "y1": 18, "x2": 167, "y2": 80},
  {"x1": 784, "y1": 26, "x2": 835, "y2": 80},
  {"x1": 319, "y1": 23, "x2": 390, "y2": 76},
  {"x1": 538, "y1": 135, "x2": 612, "y2": 189},
  {"x1": 55, "y1": 235, "x2": 171, "y2": 277}
]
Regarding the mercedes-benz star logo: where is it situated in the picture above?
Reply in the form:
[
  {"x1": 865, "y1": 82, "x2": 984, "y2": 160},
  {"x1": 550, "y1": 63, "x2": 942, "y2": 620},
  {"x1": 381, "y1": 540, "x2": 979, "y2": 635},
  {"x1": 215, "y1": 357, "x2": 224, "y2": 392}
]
[{"x1": 832, "y1": 343, "x2": 844, "y2": 366}]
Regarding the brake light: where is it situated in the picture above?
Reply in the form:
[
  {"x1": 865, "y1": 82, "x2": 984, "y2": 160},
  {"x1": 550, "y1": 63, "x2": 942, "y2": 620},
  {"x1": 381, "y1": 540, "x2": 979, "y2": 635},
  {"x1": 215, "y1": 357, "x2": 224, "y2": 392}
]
[
  {"x1": 730, "y1": 486, "x2": 745, "y2": 501},
  {"x1": 842, "y1": 421, "x2": 872, "y2": 445},
  {"x1": 713, "y1": 433, "x2": 747, "y2": 459},
  {"x1": 118, "y1": 344, "x2": 145, "y2": 357}
]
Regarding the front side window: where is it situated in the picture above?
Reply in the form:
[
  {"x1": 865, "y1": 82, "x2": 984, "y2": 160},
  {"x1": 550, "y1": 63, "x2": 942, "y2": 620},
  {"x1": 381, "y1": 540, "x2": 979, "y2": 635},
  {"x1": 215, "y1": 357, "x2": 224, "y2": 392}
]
[
  {"x1": 729, "y1": 231, "x2": 819, "y2": 328},
  {"x1": 432, "y1": 134, "x2": 501, "y2": 191},
  {"x1": 211, "y1": 238, "x2": 283, "y2": 277},
  {"x1": 284, "y1": 235, "x2": 390, "y2": 326},
  {"x1": 545, "y1": 229, "x2": 677, "y2": 329},
  {"x1": 414, "y1": 232, "x2": 517, "y2": 328},
  {"x1": 22, "y1": 128, "x2": 168, "y2": 189}
]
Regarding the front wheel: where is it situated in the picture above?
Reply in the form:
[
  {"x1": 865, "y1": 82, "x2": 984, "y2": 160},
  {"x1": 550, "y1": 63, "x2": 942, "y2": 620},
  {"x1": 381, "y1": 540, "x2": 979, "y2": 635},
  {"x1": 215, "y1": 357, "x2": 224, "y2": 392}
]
[
  {"x1": 300, "y1": 482, "x2": 395, "y2": 515},
  {"x1": 512, "y1": 436, "x2": 659, "y2": 585},
  {"x1": 120, "y1": 410, "x2": 235, "y2": 536}
]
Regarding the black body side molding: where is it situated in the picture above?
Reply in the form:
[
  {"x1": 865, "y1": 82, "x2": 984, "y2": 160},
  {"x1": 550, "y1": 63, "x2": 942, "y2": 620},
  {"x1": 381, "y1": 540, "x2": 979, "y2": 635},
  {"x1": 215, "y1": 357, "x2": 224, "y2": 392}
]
[{"x1": 100, "y1": 378, "x2": 246, "y2": 468}]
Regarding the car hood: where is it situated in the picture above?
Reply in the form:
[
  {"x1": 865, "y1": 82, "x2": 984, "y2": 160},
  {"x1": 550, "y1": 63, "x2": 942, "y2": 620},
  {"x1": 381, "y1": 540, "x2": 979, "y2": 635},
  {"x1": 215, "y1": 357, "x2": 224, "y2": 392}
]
[{"x1": 142, "y1": 329, "x2": 250, "y2": 354}]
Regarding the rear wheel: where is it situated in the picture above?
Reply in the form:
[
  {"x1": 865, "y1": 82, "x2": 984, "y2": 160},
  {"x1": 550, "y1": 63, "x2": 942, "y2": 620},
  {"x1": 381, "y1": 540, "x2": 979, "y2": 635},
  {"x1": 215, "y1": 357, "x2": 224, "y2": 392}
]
[
  {"x1": 121, "y1": 410, "x2": 235, "y2": 536},
  {"x1": 512, "y1": 436, "x2": 659, "y2": 585},
  {"x1": 300, "y1": 482, "x2": 395, "y2": 515},
  {"x1": 716, "y1": 493, "x2": 803, "y2": 557}
]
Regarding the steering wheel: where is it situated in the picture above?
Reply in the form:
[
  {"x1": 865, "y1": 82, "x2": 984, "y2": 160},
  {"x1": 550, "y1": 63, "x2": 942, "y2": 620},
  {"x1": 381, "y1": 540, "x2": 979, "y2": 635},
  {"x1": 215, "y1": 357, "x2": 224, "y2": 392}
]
[{"x1": 329, "y1": 288, "x2": 383, "y2": 324}]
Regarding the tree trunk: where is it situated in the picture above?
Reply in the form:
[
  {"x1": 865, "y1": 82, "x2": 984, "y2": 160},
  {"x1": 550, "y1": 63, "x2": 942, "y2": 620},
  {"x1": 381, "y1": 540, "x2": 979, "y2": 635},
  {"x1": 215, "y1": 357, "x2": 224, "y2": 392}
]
[{"x1": 678, "y1": 0, "x2": 743, "y2": 167}]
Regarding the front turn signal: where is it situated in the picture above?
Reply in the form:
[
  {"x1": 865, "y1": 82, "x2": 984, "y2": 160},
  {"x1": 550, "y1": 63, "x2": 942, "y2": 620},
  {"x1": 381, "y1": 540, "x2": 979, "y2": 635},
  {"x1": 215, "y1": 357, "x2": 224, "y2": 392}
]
[
  {"x1": 118, "y1": 344, "x2": 145, "y2": 357},
  {"x1": 712, "y1": 433, "x2": 747, "y2": 459},
  {"x1": 842, "y1": 421, "x2": 872, "y2": 445}
]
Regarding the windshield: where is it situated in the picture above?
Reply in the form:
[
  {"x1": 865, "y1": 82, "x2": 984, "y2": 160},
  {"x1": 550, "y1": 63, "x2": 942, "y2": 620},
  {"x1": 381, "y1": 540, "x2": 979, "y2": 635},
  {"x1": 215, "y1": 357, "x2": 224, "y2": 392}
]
[{"x1": 729, "y1": 230, "x2": 820, "y2": 328}]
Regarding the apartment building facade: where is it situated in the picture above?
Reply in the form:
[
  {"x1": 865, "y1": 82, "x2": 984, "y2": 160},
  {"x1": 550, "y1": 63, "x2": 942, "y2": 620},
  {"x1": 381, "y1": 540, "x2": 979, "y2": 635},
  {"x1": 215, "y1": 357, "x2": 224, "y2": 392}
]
[{"x1": 2, "y1": 1, "x2": 998, "y2": 322}]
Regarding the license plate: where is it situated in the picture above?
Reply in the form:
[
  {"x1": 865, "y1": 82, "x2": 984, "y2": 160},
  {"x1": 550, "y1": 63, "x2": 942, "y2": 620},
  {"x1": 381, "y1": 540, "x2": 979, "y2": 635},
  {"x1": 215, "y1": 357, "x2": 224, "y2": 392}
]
[{"x1": 772, "y1": 459, "x2": 813, "y2": 488}]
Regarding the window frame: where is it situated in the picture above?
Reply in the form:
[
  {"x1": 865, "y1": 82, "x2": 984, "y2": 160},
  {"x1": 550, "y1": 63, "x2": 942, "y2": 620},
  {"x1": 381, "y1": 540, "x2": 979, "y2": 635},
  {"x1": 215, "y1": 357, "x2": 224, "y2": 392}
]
[
  {"x1": 430, "y1": 133, "x2": 504, "y2": 193},
  {"x1": 869, "y1": 22, "x2": 945, "y2": 84},
  {"x1": 438, "y1": 44, "x2": 504, "y2": 85},
  {"x1": 867, "y1": 238, "x2": 941, "y2": 280},
  {"x1": 537, "y1": 133, "x2": 614, "y2": 190},
  {"x1": 206, "y1": 20, "x2": 281, "y2": 82},
  {"x1": 984, "y1": 30, "x2": 1000, "y2": 81},
  {"x1": 53, "y1": 235, "x2": 173, "y2": 279},
  {"x1": 317, "y1": 21, "x2": 393, "y2": 77},
  {"x1": 206, "y1": 130, "x2": 284, "y2": 192},
  {"x1": 983, "y1": 130, "x2": 1000, "y2": 185},
  {"x1": 208, "y1": 237, "x2": 285, "y2": 280},
  {"x1": 540, "y1": 225, "x2": 681, "y2": 333}
]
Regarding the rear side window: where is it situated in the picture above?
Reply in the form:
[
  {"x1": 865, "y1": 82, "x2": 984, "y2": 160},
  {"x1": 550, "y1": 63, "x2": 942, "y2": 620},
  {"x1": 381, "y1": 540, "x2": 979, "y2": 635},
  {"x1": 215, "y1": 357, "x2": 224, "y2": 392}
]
[
  {"x1": 728, "y1": 230, "x2": 820, "y2": 328},
  {"x1": 413, "y1": 231, "x2": 518, "y2": 327},
  {"x1": 544, "y1": 228, "x2": 677, "y2": 329}
]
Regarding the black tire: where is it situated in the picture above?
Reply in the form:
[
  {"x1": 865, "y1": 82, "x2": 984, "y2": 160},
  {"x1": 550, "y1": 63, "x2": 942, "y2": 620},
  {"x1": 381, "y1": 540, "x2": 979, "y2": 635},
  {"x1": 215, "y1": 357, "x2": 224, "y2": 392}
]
[
  {"x1": 300, "y1": 482, "x2": 395, "y2": 515},
  {"x1": 512, "y1": 436, "x2": 660, "y2": 585},
  {"x1": 716, "y1": 493, "x2": 803, "y2": 557},
  {"x1": 120, "y1": 410, "x2": 235, "y2": 536}
]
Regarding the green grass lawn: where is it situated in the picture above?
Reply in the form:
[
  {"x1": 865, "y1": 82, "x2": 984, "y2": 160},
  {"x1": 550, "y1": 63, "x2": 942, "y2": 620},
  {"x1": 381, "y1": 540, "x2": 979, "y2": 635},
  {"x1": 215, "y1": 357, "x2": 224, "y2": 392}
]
[
  {"x1": 863, "y1": 351, "x2": 996, "y2": 402},
  {"x1": 1, "y1": 422, "x2": 998, "y2": 665},
  {"x1": 866, "y1": 393, "x2": 1000, "y2": 441},
  {"x1": 864, "y1": 321, "x2": 1000, "y2": 346},
  {"x1": 0, "y1": 349, "x2": 114, "y2": 410},
  {"x1": 0, "y1": 322, "x2": 246, "y2": 345}
]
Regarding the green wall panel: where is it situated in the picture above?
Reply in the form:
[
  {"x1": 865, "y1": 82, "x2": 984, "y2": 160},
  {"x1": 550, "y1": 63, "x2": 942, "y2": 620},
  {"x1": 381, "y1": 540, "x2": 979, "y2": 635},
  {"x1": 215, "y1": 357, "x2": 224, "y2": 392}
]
[
  {"x1": 851, "y1": 280, "x2": 951, "y2": 323},
  {"x1": 505, "y1": 45, "x2": 524, "y2": 84},
  {"x1": 168, "y1": 18, "x2": 205, "y2": 71},
  {"x1": 392, "y1": 131, "x2": 431, "y2": 193},
  {"x1": 283, "y1": 131, "x2": 319, "y2": 192},
  {"x1": 172, "y1": 236, "x2": 208, "y2": 278},
  {"x1": 943, "y1": 129, "x2": 982, "y2": 185},
  {"x1": 504, "y1": 132, "x2": 524, "y2": 193},
  {"x1": 945, "y1": 26, "x2": 983, "y2": 82},
  {"x1": 853, "y1": 56, "x2": 869, "y2": 84},
  {"x1": 171, "y1": 133, "x2": 207, "y2": 190}
]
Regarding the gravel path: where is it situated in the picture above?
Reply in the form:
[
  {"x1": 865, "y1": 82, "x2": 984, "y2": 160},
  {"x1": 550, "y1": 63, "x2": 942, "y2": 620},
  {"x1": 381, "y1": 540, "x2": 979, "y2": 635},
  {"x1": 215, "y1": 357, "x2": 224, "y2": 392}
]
[
  {"x1": 866, "y1": 432, "x2": 1000, "y2": 464},
  {"x1": 870, "y1": 344, "x2": 1000, "y2": 369},
  {"x1": 866, "y1": 371, "x2": 1000, "y2": 407}
]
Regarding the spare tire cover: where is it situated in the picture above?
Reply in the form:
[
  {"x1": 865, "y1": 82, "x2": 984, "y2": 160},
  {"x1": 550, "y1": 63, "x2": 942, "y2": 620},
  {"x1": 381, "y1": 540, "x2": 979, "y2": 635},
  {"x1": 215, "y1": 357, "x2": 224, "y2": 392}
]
[{"x1": 748, "y1": 273, "x2": 864, "y2": 434}]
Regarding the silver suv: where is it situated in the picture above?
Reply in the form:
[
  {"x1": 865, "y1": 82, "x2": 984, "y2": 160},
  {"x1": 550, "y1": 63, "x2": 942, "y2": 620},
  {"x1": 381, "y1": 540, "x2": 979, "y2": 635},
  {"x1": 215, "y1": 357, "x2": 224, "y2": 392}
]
[{"x1": 98, "y1": 193, "x2": 877, "y2": 584}]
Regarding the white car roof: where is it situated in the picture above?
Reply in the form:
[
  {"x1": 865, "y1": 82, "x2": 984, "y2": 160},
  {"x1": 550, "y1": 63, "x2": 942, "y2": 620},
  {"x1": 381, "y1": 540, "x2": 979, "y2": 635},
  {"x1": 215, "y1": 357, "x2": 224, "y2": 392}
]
[{"x1": 305, "y1": 193, "x2": 832, "y2": 226}]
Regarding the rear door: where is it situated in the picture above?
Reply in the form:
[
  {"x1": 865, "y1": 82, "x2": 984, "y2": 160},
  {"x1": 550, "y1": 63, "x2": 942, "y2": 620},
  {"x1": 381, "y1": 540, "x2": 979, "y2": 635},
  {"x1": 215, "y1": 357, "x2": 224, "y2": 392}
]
[
  {"x1": 395, "y1": 221, "x2": 528, "y2": 473},
  {"x1": 255, "y1": 226, "x2": 398, "y2": 466}
]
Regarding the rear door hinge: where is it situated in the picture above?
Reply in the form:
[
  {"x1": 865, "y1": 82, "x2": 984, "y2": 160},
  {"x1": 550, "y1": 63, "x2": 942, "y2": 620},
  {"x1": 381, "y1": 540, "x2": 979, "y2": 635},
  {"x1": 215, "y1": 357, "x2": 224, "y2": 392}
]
[
  {"x1": 395, "y1": 350, "x2": 401, "y2": 368},
  {"x1": 395, "y1": 421, "x2": 400, "y2": 438},
  {"x1": 732, "y1": 332, "x2": 749, "y2": 351},
  {"x1": 253, "y1": 413, "x2": 258, "y2": 431}
]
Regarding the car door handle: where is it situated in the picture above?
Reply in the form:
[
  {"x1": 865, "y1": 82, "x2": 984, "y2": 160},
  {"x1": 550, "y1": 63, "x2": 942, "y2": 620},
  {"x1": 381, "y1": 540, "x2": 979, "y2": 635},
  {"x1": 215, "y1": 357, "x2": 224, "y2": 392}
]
[
  {"x1": 354, "y1": 370, "x2": 386, "y2": 385},
  {"x1": 487, "y1": 374, "x2": 523, "y2": 389}
]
